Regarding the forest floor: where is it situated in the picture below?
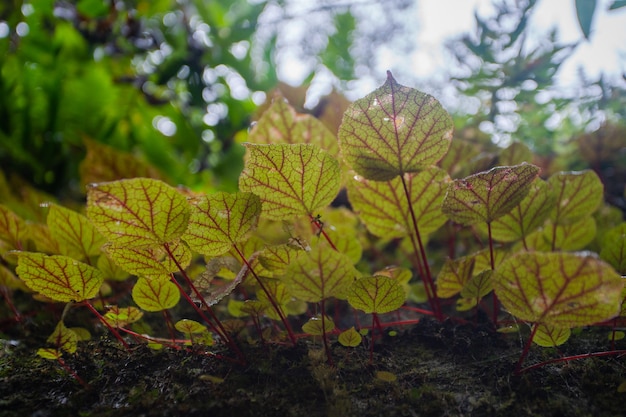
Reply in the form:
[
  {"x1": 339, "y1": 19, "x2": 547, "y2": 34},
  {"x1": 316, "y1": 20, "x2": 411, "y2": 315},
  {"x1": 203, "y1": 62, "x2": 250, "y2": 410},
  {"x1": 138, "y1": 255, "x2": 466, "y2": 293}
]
[{"x1": 2, "y1": 315, "x2": 626, "y2": 417}]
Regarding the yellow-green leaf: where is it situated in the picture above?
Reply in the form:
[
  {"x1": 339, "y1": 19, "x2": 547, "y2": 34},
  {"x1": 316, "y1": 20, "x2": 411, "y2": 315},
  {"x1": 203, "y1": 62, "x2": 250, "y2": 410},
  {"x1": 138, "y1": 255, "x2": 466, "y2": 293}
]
[
  {"x1": 103, "y1": 239, "x2": 191, "y2": 279},
  {"x1": 239, "y1": 143, "x2": 340, "y2": 220},
  {"x1": 25, "y1": 223, "x2": 60, "y2": 254},
  {"x1": 174, "y1": 319, "x2": 208, "y2": 334},
  {"x1": 499, "y1": 142, "x2": 533, "y2": 166},
  {"x1": 283, "y1": 246, "x2": 357, "y2": 302},
  {"x1": 86, "y1": 178, "x2": 190, "y2": 248},
  {"x1": 14, "y1": 252, "x2": 104, "y2": 302},
  {"x1": 47, "y1": 204, "x2": 107, "y2": 260},
  {"x1": 548, "y1": 170, "x2": 603, "y2": 225},
  {"x1": 600, "y1": 223, "x2": 626, "y2": 274},
  {"x1": 249, "y1": 98, "x2": 339, "y2": 157},
  {"x1": 96, "y1": 253, "x2": 130, "y2": 282},
  {"x1": 442, "y1": 163, "x2": 540, "y2": 225},
  {"x1": 183, "y1": 191, "x2": 260, "y2": 256},
  {"x1": 436, "y1": 256, "x2": 476, "y2": 298},
  {"x1": 348, "y1": 276, "x2": 406, "y2": 314},
  {"x1": 0, "y1": 204, "x2": 26, "y2": 250},
  {"x1": 533, "y1": 324, "x2": 571, "y2": 347},
  {"x1": 347, "y1": 167, "x2": 450, "y2": 240},
  {"x1": 457, "y1": 270, "x2": 493, "y2": 311},
  {"x1": 544, "y1": 216, "x2": 597, "y2": 251},
  {"x1": 302, "y1": 315, "x2": 335, "y2": 336},
  {"x1": 487, "y1": 178, "x2": 556, "y2": 242},
  {"x1": 493, "y1": 252, "x2": 624, "y2": 328},
  {"x1": 47, "y1": 321, "x2": 78, "y2": 354},
  {"x1": 339, "y1": 71, "x2": 453, "y2": 181},
  {"x1": 132, "y1": 276, "x2": 180, "y2": 312},
  {"x1": 338, "y1": 326, "x2": 362, "y2": 347},
  {"x1": 37, "y1": 348, "x2": 62, "y2": 360},
  {"x1": 103, "y1": 306, "x2": 144, "y2": 328}
]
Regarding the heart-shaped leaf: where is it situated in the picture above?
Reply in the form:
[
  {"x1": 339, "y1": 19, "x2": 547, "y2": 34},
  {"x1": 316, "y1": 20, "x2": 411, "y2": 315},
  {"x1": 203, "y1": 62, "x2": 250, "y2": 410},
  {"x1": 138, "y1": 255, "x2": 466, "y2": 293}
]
[
  {"x1": 442, "y1": 163, "x2": 540, "y2": 226},
  {"x1": 132, "y1": 276, "x2": 180, "y2": 312},
  {"x1": 249, "y1": 97, "x2": 339, "y2": 157},
  {"x1": 47, "y1": 204, "x2": 107, "y2": 260},
  {"x1": 174, "y1": 319, "x2": 208, "y2": 335},
  {"x1": 348, "y1": 276, "x2": 406, "y2": 314},
  {"x1": 339, "y1": 71, "x2": 453, "y2": 181},
  {"x1": 600, "y1": 223, "x2": 626, "y2": 274},
  {"x1": 486, "y1": 178, "x2": 555, "y2": 242},
  {"x1": 532, "y1": 323, "x2": 571, "y2": 347},
  {"x1": 347, "y1": 167, "x2": 450, "y2": 240},
  {"x1": 47, "y1": 321, "x2": 78, "y2": 354},
  {"x1": 548, "y1": 170, "x2": 603, "y2": 225},
  {"x1": 239, "y1": 143, "x2": 340, "y2": 220},
  {"x1": 87, "y1": 178, "x2": 190, "y2": 249},
  {"x1": 13, "y1": 252, "x2": 104, "y2": 302},
  {"x1": 283, "y1": 246, "x2": 357, "y2": 302},
  {"x1": 302, "y1": 315, "x2": 335, "y2": 336},
  {"x1": 183, "y1": 191, "x2": 260, "y2": 257},
  {"x1": 338, "y1": 327, "x2": 362, "y2": 347},
  {"x1": 493, "y1": 252, "x2": 623, "y2": 328}
]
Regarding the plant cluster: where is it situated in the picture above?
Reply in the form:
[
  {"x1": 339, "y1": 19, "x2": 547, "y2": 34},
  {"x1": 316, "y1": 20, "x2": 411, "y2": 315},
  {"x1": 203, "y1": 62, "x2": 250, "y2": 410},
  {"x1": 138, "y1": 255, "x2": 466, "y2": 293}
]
[{"x1": 1, "y1": 72, "x2": 625, "y2": 383}]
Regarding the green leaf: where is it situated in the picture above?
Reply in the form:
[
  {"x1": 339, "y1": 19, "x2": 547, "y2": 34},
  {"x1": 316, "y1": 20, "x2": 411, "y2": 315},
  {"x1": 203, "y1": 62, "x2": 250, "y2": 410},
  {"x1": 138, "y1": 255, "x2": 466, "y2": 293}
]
[
  {"x1": 14, "y1": 252, "x2": 104, "y2": 302},
  {"x1": 102, "y1": 306, "x2": 144, "y2": 328},
  {"x1": 87, "y1": 178, "x2": 190, "y2": 249},
  {"x1": 249, "y1": 97, "x2": 339, "y2": 157},
  {"x1": 103, "y1": 239, "x2": 191, "y2": 279},
  {"x1": 457, "y1": 270, "x2": 493, "y2": 312},
  {"x1": 600, "y1": 223, "x2": 626, "y2": 274},
  {"x1": 339, "y1": 72, "x2": 453, "y2": 181},
  {"x1": 132, "y1": 276, "x2": 180, "y2": 312},
  {"x1": 47, "y1": 321, "x2": 78, "y2": 354},
  {"x1": 183, "y1": 191, "x2": 260, "y2": 256},
  {"x1": 47, "y1": 204, "x2": 107, "y2": 260},
  {"x1": 544, "y1": 217, "x2": 596, "y2": 251},
  {"x1": 533, "y1": 324, "x2": 571, "y2": 347},
  {"x1": 338, "y1": 327, "x2": 362, "y2": 347},
  {"x1": 487, "y1": 178, "x2": 556, "y2": 242},
  {"x1": 37, "y1": 348, "x2": 62, "y2": 360},
  {"x1": 436, "y1": 256, "x2": 476, "y2": 298},
  {"x1": 438, "y1": 138, "x2": 480, "y2": 178},
  {"x1": 96, "y1": 253, "x2": 130, "y2": 282},
  {"x1": 174, "y1": 319, "x2": 208, "y2": 335},
  {"x1": 348, "y1": 276, "x2": 406, "y2": 314},
  {"x1": 239, "y1": 143, "x2": 340, "y2": 220},
  {"x1": 493, "y1": 252, "x2": 623, "y2": 328},
  {"x1": 442, "y1": 163, "x2": 540, "y2": 225},
  {"x1": 499, "y1": 142, "x2": 533, "y2": 166},
  {"x1": 548, "y1": 170, "x2": 603, "y2": 225},
  {"x1": 575, "y1": 0, "x2": 597, "y2": 39},
  {"x1": 283, "y1": 246, "x2": 357, "y2": 302},
  {"x1": 0, "y1": 204, "x2": 27, "y2": 250},
  {"x1": 302, "y1": 315, "x2": 335, "y2": 336},
  {"x1": 77, "y1": 0, "x2": 109, "y2": 18},
  {"x1": 347, "y1": 167, "x2": 450, "y2": 239}
]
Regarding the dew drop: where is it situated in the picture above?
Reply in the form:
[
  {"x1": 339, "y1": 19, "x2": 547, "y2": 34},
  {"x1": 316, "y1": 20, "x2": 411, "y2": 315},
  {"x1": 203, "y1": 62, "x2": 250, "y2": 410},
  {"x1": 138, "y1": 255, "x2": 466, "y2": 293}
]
[
  {"x1": 383, "y1": 117, "x2": 390, "y2": 122},
  {"x1": 372, "y1": 98, "x2": 379, "y2": 107},
  {"x1": 39, "y1": 202, "x2": 51, "y2": 208}
]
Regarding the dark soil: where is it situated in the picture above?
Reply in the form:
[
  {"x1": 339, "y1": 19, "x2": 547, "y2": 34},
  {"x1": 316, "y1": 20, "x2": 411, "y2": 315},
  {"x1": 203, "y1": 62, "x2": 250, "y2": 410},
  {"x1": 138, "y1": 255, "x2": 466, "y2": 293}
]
[{"x1": 2, "y1": 317, "x2": 626, "y2": 417}]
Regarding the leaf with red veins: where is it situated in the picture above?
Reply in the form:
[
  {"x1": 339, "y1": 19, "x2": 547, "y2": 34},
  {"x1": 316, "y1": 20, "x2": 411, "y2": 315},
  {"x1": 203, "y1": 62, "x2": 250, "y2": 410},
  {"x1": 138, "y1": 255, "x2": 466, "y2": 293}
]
[
  {"x1": 600, "y1": 223, "x2": 626, "y2": 274},
  {"x1": 0, "y1": 204, "x2": 27, "y2": 250},
  {"x1": 183, "y1": 191, "x2": 261, "y2": 257},
  {"x1": 249, "y1": 97, "x2": 339, "y2": 157},
  {"x1": 86, "y1": 178, "x2": 190, "y2": 249},
  {"x1": 348, "y1": 276, "x2": 406, "y2": 314},
  {"x1": 132, "y1": 276, "x2": 180, "y2": 312},
  {"x1": 532, "y1": 323, "x2": 571, "y2": 347},
  {"x1": 339, "y1": 71, "x2": 453, "y2": 181},
  {"x1": 239, "y1": 143, "x2": 340, "y2": 220},
  {"x1": 13, "y1": 252, "x2": 104, "y2": 302},
  {"x1": 548, "y1": 170, "x2": 603, "y2": 225},
  {"x1": 47, "y1": 204, "x2": 107, "y2": 260},
  {"x1": 104, "y1": 239, "x2": 191, "y2": 279},
  {"x1": 47, "y1": 321, "x2": 78, "y2": 354},
  {"x1": 493, "y1": 252, "x2": 624, "y2": 328}
]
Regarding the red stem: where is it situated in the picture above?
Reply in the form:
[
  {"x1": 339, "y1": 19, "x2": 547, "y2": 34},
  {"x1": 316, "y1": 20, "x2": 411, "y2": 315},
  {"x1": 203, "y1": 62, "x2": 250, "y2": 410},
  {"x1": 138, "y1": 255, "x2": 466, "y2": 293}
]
[
  {"x1": 487, "y1": 221, "x2": 499, "y2": 325},
  {"x1": 514, "y1": 323, "x2": 539, "y2": 374},
  {"x1": 320, "y1": 300, "x2": 334, "y2": 366},
  {"x1": 83, "y1": 302, "x2": 130, "y2": 350}
]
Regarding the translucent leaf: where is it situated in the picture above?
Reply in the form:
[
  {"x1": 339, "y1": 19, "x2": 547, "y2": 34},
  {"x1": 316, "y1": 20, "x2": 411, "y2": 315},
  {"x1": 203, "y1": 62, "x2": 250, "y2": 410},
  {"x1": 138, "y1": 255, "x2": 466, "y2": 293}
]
[
  {"x1": 96, "y1": 253, "x2": 130, "y2": 282},
  {"x1": 486, "y1": 178, "x2": 555, "y2": 242},
  {"x1": 442, "y1": 163, "x2": 540, "y2": 225},
  {"x1": 283, "y1": 246, "x2": 357, "y2": 302},
  {"x1": 544, "y1": 217, "x2": 596, "y2": 251},
  {"x1": 348, "y1": 276, "x2": 406, "y2": 314},
  {"x1": 499, "y1": 142, "x2": 533, "y2": 166},
  {"x1": 183, "y1": 192, "x2": 260, "y2": 256},
  {"x1": 174, "y1": 319, "x2": 208, "y2": 334},
  {"x1": 132, "y1": 276, "x2": 180, "y2": 312},
  {"x1": 436, "y1": 256, "x2": 476, "y2": 298},
  {"x1": 339, "y1": 71, "x2": 453, "y2": 181},
  {"x1": 305, "y1": 208, "x2": 363, "y2": 264},
  {"x1": 258, "y1": 244, "x2": 301, "y2": 277},
  {"x1": 102, "y1": 306, "x2": 143, "y2": 328},
  {"x1": 548, "y1": 170, "x2": 603, "y2": 225},
  {"x1": 438, "y1": 138, "x2": 480, "y2": 178},
  {"x1": 0, "y1": 204, "x2": 26, "y2": 250},
  {"x1": 80, "y1": 137, "x2": 163, "y2": 188},
  {"x1": 600, "y1": 223, "x2": 626, "y2": 274},
  {"x1": 86, "y1": 178, "x2": 190, "y2": 249},
  {"x1": 47, "y1": 321, "x2": 78, "y2": 354},
  {"x1": 533, "y1": 324, "x2": 571, "y2": 347},
  {"x1": 347, "y1": 167, "x2": 450, "y2": 239},
  {"x1": 239, "y1": 143, "x2": 340, "y2": 220},
  {"x1": 493, "y1": 252, "x2": 624, "y2": 328},
  {"x1": 47, "y1": 204, "x2": 107, "y2": 260},
  {"x1": 104, "y1": 239, "x2": 191, "y2": 279},
  {"x1": 338, "y1": 327, "x2": 362, "y2": 347},
  {"x1": 457, "y1": 270, "x2": 493, "y2": 312},
  {"x1": 249, "y1": 97, "x2": 339, "y2": 157},
  {"x1": 14, "y1": 252, "x2": 104, "y2": 302},
  {"x1": 302, "y1": 315, "x2": 335, "y2": 336},
  {"x1": 37, "y1": 348, "x2": 62, "y2": 360}
]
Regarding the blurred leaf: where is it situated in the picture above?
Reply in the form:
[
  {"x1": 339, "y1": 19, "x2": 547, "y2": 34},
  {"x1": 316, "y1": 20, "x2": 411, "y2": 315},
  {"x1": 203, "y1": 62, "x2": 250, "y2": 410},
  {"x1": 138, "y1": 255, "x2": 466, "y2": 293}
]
[
  {"x1": 544, "y1": 216, "x2": 596, "y2": 250},
  {"x1": 339, "y1": 72, "x2": 453, "y2": 181},
  {"x1": 575, "y1": 0, "x2": 597, "y2": 39},
  {"x1": 600, "y1": 223, "x2": 626, "y2": 274},
  {"x1": 548, "y1": 170, "x2": 603, "y2": 225},
  {"x1": 302, "y1": 315, "x2": 334, "y2": 336},
  {"x1": 103, "y1": 306, "x2": 144, "y2": 328}
]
